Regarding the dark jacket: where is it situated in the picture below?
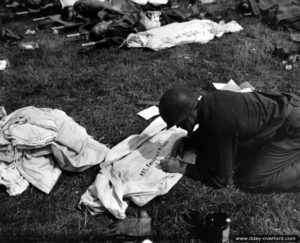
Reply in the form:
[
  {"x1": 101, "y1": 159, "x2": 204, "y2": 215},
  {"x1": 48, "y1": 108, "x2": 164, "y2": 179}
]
[{"x1": 185, "y1": 90, "x2": 294, "y2": 188}]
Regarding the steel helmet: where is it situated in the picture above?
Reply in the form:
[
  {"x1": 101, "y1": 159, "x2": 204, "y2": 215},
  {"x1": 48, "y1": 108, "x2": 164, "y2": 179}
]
[{"x1": 159, "y1": 88, "x2": 198, "y2": 129}]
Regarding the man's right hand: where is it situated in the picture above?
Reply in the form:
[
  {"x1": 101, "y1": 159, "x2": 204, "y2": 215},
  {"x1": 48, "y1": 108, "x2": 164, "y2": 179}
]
[{"x1": 171, "y1": 137, "x2": 186, "y2": 157}]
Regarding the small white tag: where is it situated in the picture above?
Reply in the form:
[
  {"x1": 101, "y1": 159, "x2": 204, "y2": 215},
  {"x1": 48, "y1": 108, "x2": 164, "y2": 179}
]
[
  {"x1": 0, "y1": 60, "x2": 8, "y2": 71},
  {"x1": 138, "y1": 106, "x2": 159, "y2": 120},
  {"x1": 213, "y1": 79, "x2": 254, "y2": 93}
]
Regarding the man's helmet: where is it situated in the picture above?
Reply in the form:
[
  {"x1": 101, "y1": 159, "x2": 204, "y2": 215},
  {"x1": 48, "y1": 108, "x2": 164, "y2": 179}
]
[{"x1": 159, "y1": 88, "x2": 198, "y2": 129}]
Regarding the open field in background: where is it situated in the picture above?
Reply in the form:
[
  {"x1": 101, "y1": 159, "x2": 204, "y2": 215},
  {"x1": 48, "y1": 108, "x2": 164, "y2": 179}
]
[{"x1": 0, "y1": 0, "x2": 300, "y2": 242}]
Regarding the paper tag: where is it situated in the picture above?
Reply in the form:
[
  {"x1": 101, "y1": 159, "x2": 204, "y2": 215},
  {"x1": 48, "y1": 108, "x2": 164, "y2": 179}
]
[
  {"x1": 212, "y1": 83, "x2": 226, "y2": 90},
  {"x1": 0, "y1": 60, "x2": 8, "y2": 71},
  {"x1": 138, "y1": 106, "x2": 159, "y2": 120},
  {"x1": 25, "y1": 29, "x2": 36, "y2": 35},
  {"x1": 19, "y1": 42, "x2": 39, "y2": 50}
]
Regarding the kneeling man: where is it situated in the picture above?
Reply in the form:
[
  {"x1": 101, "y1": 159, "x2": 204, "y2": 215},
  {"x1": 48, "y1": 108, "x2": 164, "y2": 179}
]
[{"x1": 159, "y1": 88, "x2": 300, "y2": 193}]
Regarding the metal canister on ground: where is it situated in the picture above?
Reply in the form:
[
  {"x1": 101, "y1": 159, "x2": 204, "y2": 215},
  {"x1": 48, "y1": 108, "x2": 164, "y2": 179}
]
[{"x1": 204, "y1": 212, "x2": 231, "y2": 243}]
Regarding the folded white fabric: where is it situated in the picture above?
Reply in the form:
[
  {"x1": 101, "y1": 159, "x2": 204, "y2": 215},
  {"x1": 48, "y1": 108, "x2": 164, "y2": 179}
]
[
  {"x1": 59, "y1": 0, "x2": 80, "y2": 7},
  {"x1": 123, "y1": 19, "x2": 244, "y2": 51},
  {"x1": 79, "y1": 117, "x2": 191, "y2": 219},
  {"x1": 0, "y1": 163, "x2": 29, "y2": 196},
  {"x1": 130, "y1": 0, "x2": 168, "y2": 5},
  {"x1": 0, "y1": 106, "x2": 109, "y2": 195},
  {"x1": 18, "y1": 151, "x2": 62, "y2": 194}
]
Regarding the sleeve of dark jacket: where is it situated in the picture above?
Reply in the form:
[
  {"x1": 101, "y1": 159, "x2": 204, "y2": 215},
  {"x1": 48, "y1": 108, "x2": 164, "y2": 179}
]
[{"x1": 182, "y1": 121, "x2": 238, "y2": 188}]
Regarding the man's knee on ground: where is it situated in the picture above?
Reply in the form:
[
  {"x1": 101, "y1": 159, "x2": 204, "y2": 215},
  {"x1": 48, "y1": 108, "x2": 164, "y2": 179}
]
[{"x1": 234, "y1": 175, "x2": 299, "y2": 193}]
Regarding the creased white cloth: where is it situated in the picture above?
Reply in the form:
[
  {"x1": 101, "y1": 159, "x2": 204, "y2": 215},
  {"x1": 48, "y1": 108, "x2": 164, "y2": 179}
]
[
  {"x1": 59, "y1": 0, "x2": 79, "y2": 7},
  {"x1": 0, "y1": 163, "x2": 29, "y2": 196},
  {"x1": 123, "y1": 19, "x2": 244, "y2": 51},
  {"x1": 130, "y1": 0, "x2": 168, "y2": 5},
  {"x1": 0, "y1": 106, "x2": 109, "y2": 195},
  {"x1": 79, "y1": 117, "x2": 191, "y2": 219}
]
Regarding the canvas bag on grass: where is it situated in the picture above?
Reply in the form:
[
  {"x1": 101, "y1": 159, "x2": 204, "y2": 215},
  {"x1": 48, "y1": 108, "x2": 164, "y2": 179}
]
[
  {"x1": 123, "y1": 19, "x2": 243, "y2": 51},
  {"x1": 79, "y1": 117, "x2": 192, "y2": 219}
]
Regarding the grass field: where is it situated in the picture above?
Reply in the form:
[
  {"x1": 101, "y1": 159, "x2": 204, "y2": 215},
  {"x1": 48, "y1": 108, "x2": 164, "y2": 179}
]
[{"x1": 0, "y1": 0, "x2": 300, "y2": 242}]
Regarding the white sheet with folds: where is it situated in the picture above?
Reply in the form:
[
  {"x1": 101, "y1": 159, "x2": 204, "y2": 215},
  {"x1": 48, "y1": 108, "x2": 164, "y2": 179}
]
[
  {"x1": 0, "y1": 106, "x2": 109, "y2": 195},
  {"x1": 130, "y1": 0, "x2": 168, "y2": 5},
  {"x1": 79, "y1": 117, "x2": 188, "y2": 219},
  {"x1": 123, "y1": 19, "x2": 244, "y2": 51}
]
